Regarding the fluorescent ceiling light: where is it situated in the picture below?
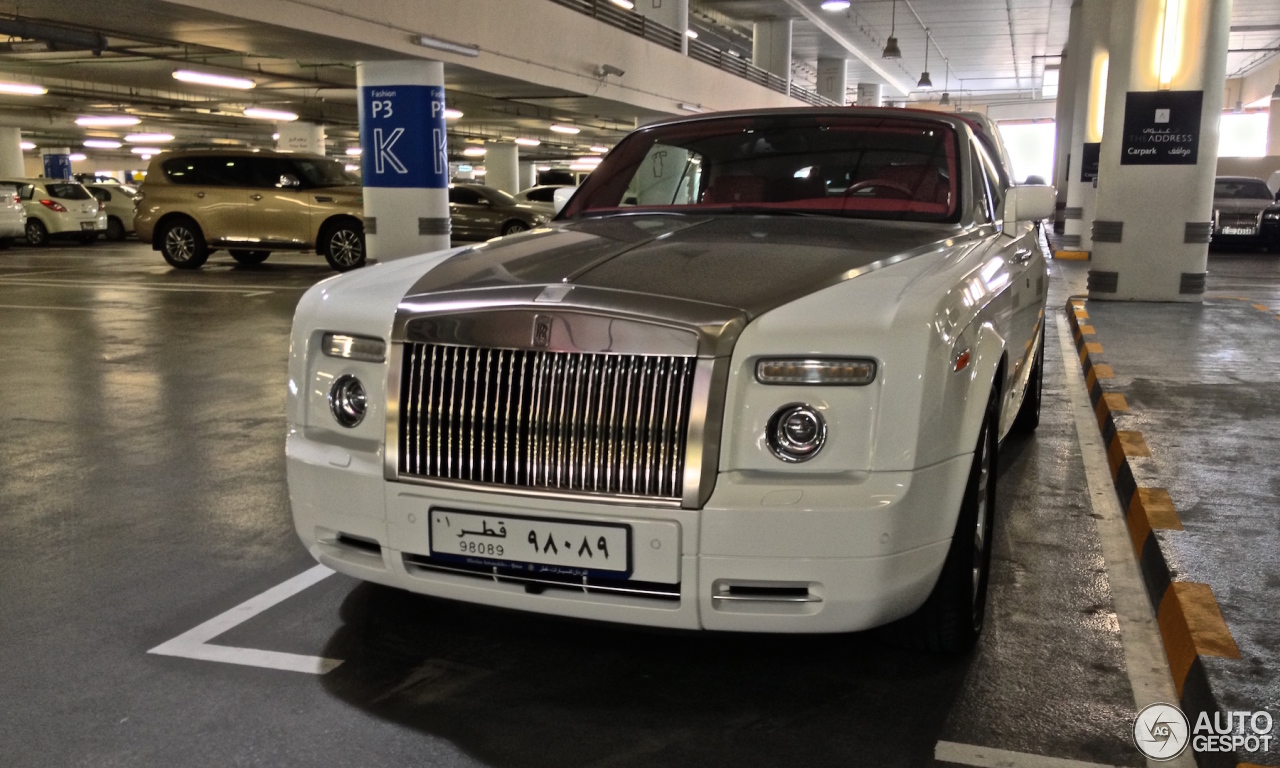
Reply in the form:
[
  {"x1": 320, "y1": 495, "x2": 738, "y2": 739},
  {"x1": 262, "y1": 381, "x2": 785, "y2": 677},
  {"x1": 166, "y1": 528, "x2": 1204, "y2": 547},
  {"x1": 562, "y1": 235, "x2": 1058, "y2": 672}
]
[
  {"x1": 344, "y1": 164, "x2": 359, "y2": 172},
  {"x1": 84, "y1": 139, "x2": 122, "y2": 149},
  {"x1": 462, "y1": 147, "x2": 486, "y2": 156},
  {"x1": 549, "y1": 124, "x2": 580, "y2": 134},
  {"x1": 686, "y1": 29, "x2": 698, "y2": 39},
  {"x1": 131, "y1": 147, "x2": 162, "y2": 154},
  {"x1": 173, "y1": 69, "x2": 256, "y2": 90},
  {"x1": 69, "y1": 153, "x2": 87, "y2": 161},
  {"x1": 589, "y1": 145, "x2": 610, "y2": 153},
  {"x1": 20, "y1": 141, "x2": 35, "y2": 150},
  {"x1": 569, "y1": 163, "x2": 596, "y2": 171},
  {"x1": 244, "y1": 107, "x2": 298, "y2": 121},
  {"x1": 125, "y1": 133, "x2": 174, "y2": 143},
  {"x1": 677, "y1": 103, "x2": 706, "y2": 113},
  {"x1": 820, "y1": 0, "x2": 851, "y2": 9},
  {"x1": 346, "y1": 147, "x2": 363, "y2": 156},
  {"x1": 413, "y1": 34, "x2": 480, "y2": 57},
  {"x1": 76, "y1": 115, "x2": 140, "y2": 127},
  {"x1": 0, "y1": 81, "x2": 47, "y2": 96},
  {"x1": 473, "y1": 169, "x2": 486, "y2": 175},
  {"x1": 140, "y1": 154, "x2": 152, "y2": 160},
  {"x1": 443, "y1": 108, "x2": 463, "y2": 120},
  {"x1": 575, "y1": 156, "x2": 602, "y2": 166},
  {"x1": 514, "y1": 138, "x2": 541, "y2": 147},
  {"x1": 536, "y1": 165, "x2": 551, "y2": 171},
  {"x1": 609, "y1": 0, "x2": 634, "y2": 8},
  {"x1": 272, "y1": 132, "x2": 280, "y2": 140}
]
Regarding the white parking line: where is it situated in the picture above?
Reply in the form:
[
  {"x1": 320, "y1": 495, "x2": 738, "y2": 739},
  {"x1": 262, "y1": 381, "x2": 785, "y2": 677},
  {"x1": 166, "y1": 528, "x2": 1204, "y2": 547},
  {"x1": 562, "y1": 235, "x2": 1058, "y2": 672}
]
[
  {"x1": 0, "y1": 303, "x2": 93, "y2": 311},
  {"x1": 148, "y1": 564, "x2": 343, "y2": 675},
  {"x1": 0, "y1": 278, "x2": 279, "y2": 296},
  {"x1": 1052, "y1": 310, "x2": 1194, "y2": 768},
  {"x1": 935, "y1": 741, "x2": 1126, "y2": 768}
]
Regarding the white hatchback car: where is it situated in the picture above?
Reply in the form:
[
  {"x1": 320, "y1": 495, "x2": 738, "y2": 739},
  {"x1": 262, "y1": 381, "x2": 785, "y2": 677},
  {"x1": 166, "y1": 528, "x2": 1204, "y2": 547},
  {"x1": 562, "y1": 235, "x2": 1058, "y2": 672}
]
[
  {"x1": 0, "y1": 183, "x2": 27, "y2": 248},
  {"x1": 4, "y1": 179, "x2": 108, "y2": 246},
  {"x1": 85, "y1": 183, "x2": 139, "y2": 241}
]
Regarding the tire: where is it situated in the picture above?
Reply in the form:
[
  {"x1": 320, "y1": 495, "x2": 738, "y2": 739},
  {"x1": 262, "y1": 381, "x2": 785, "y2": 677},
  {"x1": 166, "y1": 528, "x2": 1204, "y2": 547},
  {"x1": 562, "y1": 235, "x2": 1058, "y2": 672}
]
[
  {"x1": 884, "y1": 390, "x2": 999, "y2": 654},
  {"x1": 79, "y1": 233, "x2": 98, "y2": 245},
  {"x1": 106, "y1": 216, "x2": 126, "y2": 241},
  {"x1": 321, "y1": 222, "x2": 365, "y2": 271},
  {"x1": 230, "y1": 249, "x2": 270, "y2": 265},
  {"x1": 25, "y1": 218, "x2": 48, "y2": 247},
  {"x1": 501, "y1": 220, "x2": 530, "y2": 236},
  {"x1": 1011, "y1": 326, "x2": 1044, "y2": 434},
  {"x1": 158, "y1": 218, "x2": 209, "y2": 269}
]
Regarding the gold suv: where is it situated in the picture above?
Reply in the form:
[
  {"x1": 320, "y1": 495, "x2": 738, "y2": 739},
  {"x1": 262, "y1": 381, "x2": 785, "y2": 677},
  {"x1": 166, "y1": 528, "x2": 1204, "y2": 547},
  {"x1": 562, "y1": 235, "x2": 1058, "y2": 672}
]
[{"x1": 134, "y1": 150, "x2": 365, "y2": 271}]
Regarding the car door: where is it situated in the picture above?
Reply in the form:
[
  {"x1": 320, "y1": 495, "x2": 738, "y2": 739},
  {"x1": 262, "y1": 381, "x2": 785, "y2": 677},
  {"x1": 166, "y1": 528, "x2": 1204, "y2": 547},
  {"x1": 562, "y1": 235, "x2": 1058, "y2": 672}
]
[
  {"x1": 243, "y1": 157, "x2": 311, "y2": 247},
  {"x1": 162, "y1": 156, "x2": 251, "y2": 243},
  {"x1": 449, "y1": 186, "x2": 491, "y2": 240}
]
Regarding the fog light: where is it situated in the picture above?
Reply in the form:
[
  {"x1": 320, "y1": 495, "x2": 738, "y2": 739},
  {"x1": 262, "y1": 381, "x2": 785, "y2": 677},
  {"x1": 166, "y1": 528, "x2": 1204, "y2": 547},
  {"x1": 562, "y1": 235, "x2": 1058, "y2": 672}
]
[
  {"x1": 329, "y1": 375, "x2": 367, "y2": 428},
  {"x1": 756, "y1": 358, "x2": 876, "y2": 385},
  {"x1": 767, "y1": 404, "x2": 826, "y2": 462},
  {"x1": 322, "y1": 333, "x2": 385, "y2": 362}
]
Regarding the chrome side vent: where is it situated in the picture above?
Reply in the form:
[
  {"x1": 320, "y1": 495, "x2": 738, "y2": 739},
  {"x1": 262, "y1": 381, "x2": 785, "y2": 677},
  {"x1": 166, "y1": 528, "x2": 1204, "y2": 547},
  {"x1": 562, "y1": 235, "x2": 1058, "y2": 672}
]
[{"x1": 399, "y1": 344, "x2": 696, "y2": 500}]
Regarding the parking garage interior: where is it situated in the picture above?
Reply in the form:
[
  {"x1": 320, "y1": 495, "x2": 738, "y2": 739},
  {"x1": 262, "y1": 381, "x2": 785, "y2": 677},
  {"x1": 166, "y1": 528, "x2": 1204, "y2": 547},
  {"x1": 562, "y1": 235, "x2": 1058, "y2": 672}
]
[{"x1": 1, "y1": 1, "x2": 1279, "y2": 767}]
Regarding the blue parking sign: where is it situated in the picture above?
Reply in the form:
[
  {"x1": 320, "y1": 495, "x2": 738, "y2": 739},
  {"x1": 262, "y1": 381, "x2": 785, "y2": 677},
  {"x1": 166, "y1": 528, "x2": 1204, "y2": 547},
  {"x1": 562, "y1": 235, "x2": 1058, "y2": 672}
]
[{"x1": 359, "y1": 85, "x2": 449, "y2": 188}]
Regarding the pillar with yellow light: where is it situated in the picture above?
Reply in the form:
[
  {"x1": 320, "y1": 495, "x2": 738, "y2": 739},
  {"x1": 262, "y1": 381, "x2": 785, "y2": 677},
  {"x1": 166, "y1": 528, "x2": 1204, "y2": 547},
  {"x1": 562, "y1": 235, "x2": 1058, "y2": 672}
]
[
  {"x1": 1088, "y1": 0, "x2": 1232, "y2": 302},
  {"x1": 1061, "y1": 0, "x2": 1111, "y2": 256}
]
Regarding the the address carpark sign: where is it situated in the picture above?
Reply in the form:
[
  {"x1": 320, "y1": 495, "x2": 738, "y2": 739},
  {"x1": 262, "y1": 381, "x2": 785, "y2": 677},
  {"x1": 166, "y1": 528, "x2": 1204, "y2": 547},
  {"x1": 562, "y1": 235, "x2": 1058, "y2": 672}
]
[{"x1": 359, "y1": 84, "x2": 449, "y2": 188}]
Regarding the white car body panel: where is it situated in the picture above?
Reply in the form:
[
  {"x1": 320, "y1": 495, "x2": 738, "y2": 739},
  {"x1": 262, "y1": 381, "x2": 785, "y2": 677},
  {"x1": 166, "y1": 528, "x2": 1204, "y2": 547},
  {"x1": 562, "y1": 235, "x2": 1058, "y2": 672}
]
[{"x1": 0, "y1": 184, "x2": 26, "y2": 239}]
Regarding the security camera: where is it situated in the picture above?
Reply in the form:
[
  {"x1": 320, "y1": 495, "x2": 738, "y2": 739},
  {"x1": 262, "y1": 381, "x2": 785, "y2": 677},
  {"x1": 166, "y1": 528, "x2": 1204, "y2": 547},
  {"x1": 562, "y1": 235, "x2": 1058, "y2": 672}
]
[{"x1": 596, "y1": 64, "x2": 625, "y2": 78}]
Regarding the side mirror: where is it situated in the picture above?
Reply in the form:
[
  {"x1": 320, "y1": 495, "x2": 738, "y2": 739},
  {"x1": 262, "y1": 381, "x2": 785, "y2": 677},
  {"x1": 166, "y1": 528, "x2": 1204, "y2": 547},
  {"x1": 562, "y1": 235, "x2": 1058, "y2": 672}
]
[
  {"x1": 1004, "y1": 184, "x2": 1055, "y2": 222},
  {"x1": 552, "y1": 186, "x2": 574, "y2": 214},
  {"x1": 279, "y1": 174, "x2": 301, "y2": 189}
]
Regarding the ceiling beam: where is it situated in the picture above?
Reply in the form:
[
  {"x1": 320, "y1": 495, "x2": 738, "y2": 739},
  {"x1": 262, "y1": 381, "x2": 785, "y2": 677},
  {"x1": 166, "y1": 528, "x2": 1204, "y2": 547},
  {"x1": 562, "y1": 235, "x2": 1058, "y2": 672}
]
[{"x1": 779, "y1": 0, "x2": 913, "y2": 97}]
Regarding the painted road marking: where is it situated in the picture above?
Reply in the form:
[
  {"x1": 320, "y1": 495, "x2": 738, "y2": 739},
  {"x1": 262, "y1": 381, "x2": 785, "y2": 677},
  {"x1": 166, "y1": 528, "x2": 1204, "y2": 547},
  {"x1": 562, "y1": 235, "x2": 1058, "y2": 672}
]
[
  {"x1": 148, "y1": 564, "x2": 342, "y2": 675},
  {"x1": 0, "y1": 278, "x2": 282, "y2": 296},
  {"x1": 935, "y1": 741, "x2": 1126, "y2": 768},
  {"x1": 1053, "y1": 311, "x2": 1196, "y2": 768}
]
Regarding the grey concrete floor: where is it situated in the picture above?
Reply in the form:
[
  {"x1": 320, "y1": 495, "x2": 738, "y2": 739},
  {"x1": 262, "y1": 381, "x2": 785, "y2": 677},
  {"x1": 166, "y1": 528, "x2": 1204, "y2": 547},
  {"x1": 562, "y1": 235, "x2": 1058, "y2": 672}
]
[
  {"x1": 1057, "y1": 248, "x2": 1280, "y2": 726},
  {"x1": 0, "y1": 241, "x2": 1160, "y2": 767}
]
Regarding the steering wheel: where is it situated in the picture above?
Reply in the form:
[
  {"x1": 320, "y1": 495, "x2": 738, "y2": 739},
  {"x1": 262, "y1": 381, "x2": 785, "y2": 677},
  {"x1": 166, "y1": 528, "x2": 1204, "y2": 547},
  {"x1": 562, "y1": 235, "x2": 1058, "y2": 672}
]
[{"x1": 843, "y1": 179, "x2": 915, "y2": 198}]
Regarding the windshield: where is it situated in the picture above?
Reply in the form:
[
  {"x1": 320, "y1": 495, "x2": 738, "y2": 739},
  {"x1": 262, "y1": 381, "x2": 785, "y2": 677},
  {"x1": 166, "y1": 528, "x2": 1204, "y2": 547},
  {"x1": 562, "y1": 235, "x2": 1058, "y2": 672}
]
[
  {"x1": 561, "y1": 114, "x2": 960, "y2": 222},
  {"x1": 46, "y1": 183, "x2": 92, "y2": 200},
  {"x1": 290, "y1": 158, "x2": 359, "y2": 187},
  {"x1": 1214, "y1": 179, "x2": 1273, "y2": 200}
]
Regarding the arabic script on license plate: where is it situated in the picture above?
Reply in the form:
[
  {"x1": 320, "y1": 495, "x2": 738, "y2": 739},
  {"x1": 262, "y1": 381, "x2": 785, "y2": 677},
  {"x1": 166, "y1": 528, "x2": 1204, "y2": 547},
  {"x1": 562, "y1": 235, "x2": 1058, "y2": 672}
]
[{"x1": 429, "y1": 509, "x2": 631, "y2": 576}]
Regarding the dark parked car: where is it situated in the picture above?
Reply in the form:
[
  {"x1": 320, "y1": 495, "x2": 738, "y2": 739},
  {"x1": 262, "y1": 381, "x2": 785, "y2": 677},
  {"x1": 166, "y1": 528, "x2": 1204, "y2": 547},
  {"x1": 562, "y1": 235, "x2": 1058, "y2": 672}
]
[
  {"x1": 448, "y1": 184, "x2": 550, "y2": 240},
  {"x1": 1212, "y1": 176, "x2": 1279, "y2": 250}
]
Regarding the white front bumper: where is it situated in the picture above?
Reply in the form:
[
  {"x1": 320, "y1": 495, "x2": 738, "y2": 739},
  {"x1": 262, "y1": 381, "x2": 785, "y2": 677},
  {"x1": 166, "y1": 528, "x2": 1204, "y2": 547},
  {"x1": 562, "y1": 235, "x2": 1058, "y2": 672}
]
[{"x1": 287, "y1": 434, "x2": 969, "y2": 633}]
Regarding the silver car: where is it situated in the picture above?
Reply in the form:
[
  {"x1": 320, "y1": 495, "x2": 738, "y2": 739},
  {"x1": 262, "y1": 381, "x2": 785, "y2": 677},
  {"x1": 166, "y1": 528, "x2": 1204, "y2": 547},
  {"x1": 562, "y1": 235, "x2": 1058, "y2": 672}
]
[
  {"x1": 1212, "y1": 176, "x2": 1278, "y2": 248},
  {"x1": 448, "y1": 184, "x2": 550, "y2": 240}
]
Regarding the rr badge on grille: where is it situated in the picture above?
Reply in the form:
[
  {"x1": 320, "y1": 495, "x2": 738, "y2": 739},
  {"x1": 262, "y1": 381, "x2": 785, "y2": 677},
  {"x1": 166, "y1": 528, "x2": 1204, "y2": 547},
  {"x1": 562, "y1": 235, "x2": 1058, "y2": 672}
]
[{"x1": 532, "y1": 315, "x2": 552, "y2": 348}]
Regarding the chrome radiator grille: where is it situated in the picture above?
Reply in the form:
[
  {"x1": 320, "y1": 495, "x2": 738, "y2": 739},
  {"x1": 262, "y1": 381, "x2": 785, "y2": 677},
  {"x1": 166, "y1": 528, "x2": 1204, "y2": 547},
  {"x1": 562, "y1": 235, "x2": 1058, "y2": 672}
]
[
  {"x1": 398, "y1": 343, "x2": 696, "y2": 500},
  {"x1": 1215, "y1": 211, "x2": 1260, "y2": 230}
]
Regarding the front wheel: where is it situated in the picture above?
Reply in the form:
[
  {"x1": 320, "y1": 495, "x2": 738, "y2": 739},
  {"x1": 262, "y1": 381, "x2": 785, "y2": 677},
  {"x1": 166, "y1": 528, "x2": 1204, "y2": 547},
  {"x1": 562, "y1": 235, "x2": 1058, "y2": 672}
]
[
  {"x1": 321, "y1": 223, "x2": 365, "y2": 271},
  {"x1": 230, "y1": 249, "x2": 270, "y2": 265},
  {"x1": 884, "y1": 390, "x2": 999, "y2": 654},
  {"x1": 25, "y1": 219, "x2": 48, "y2": 247},
  {"x1": 501, "y1": 220, "x2": 529, "y2": 236},
  {"x1": 158, "y1": 218, "x2": 209, "y2": 269},
  {"x1": 106, "y1": 216, "x2": 126, "y2": 241}
]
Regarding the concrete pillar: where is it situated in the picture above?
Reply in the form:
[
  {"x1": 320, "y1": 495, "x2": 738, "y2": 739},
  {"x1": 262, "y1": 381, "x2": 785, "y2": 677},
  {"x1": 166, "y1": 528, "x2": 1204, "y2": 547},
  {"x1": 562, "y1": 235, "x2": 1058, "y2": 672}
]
[
  {"x1": 357, "y1": 60, "x2": 451, "y2": 261},
  {"x1": 276, "y1": 122, "x2": 326, "y2": 154},
  {"x1": 0, "y1": 128, "x2": 22, "y2": 177},
  {"x1": 752, "y1": 20, "x2": 792, "y2": 91},
  {"x1": 817, "y1": 58, "x2": 849, "y2": 105},
  {"x1": 856, "y1": 83, "x2": 883, "y2": 107},
  {"x1": 634, "y1": 0, "x2": 689, "y2": 54},
  {"x1": 1053, "y1": 0, "x2": 1084, "y2": 229},
  {"x1": 1061, "y1": 0, "x2": 1111, "y2": 253},
  {"x1": 43, "y1": 147, "x2": 72, "y2": 180},
  {"x1": 518, "y1": 161, "x2": 537, "y2": 191},
  {"x1": 1269, "y1": 88, "x2": 1280, "y2": 156},
  {"x1": 1088, "y1": 0, "x2": 1232, "y2": 302},
  {"x1": 485, "y1": 142, "x2": 519, "y2": 195}
]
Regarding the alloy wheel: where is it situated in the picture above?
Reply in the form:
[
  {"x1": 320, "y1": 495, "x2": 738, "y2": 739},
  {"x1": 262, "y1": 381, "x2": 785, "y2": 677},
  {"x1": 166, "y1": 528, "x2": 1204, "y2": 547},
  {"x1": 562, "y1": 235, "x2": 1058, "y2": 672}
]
[
  {"x1": 971, "y1": 420, "x2": 992, "y2": 629},
  {"x1": 329, "y1": 229, "x2": 362, "y2": 267},
  {"x1": 165, "y1": 226, "x2": 195, "y2": 262}
]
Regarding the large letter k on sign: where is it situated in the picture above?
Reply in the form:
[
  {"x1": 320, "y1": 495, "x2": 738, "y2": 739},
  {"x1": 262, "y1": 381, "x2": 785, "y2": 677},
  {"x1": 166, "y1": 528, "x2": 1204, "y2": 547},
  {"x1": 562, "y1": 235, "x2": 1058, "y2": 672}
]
[{"x1": 373, "y1": 127, "x2": 407, "y2": 174}]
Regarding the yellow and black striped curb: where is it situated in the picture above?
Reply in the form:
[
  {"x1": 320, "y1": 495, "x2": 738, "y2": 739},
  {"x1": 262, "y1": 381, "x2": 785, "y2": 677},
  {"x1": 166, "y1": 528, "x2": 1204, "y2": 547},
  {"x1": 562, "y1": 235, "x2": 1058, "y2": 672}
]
[
  {"x1": 1053, "y1": 250, "x2": 1091, "y2": 261},
  {"x1": 1065, "y1": 299, "x2": 1263, "y2": 768}
]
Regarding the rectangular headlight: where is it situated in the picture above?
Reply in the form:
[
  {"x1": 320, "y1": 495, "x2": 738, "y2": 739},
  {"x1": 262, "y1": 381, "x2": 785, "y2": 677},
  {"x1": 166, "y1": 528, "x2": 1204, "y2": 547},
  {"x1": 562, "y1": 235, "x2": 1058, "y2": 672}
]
[
  {"x1": 755, "y1": 358, "x2": 877, "y2": 385},
  {"x1": 322, "y1": 333, "x2": 386, "y2": 363}
]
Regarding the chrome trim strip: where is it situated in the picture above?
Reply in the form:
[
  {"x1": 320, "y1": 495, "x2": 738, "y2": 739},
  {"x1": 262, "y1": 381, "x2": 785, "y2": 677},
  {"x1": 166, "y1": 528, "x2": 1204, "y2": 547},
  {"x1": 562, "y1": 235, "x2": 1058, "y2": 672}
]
[
  {"x1": 402, "y1": 558, "x2": 680, "y2": 599},
  {"x1": 383, "y1": 342, "x2": 404, "y2": 482},
  {"x1": 710, "y1": 593, "x2": 822, "y2": 604},
  {"x1": 391, "y1": 473, "x2": 684, "y2": 508},
  {"x1": 681, "y1": 357, "x2": 727, "y2": 508}
]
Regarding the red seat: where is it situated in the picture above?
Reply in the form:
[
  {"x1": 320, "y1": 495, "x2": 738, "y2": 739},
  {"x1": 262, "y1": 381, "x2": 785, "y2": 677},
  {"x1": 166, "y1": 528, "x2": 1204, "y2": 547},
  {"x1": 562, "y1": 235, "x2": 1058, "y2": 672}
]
[
  {"x1": 876, "y1": 164, "x2": 949, "y2": 204},
  {"x1": 703, "y1": 175, "x2": 765, "y2": 204}
]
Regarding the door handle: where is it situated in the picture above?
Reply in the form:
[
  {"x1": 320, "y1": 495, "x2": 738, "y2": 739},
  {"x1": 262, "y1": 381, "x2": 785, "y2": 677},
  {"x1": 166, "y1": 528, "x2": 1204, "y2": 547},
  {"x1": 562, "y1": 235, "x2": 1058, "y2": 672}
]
[
  {"x1": 195, "y1": 191, "x2": 205, "y2": 199},
  {"x1": 1011, "y1": 248, "x2": 1033, "y2": 265},
  {"x1": 250, "y1": 194, "x2": 263, "y2": 201}
]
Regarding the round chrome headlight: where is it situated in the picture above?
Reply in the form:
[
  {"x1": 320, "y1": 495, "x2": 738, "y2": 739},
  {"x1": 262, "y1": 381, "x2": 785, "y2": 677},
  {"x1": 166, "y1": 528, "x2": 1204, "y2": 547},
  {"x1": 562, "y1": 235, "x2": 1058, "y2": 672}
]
[
  {"x1": 766, "y1": 403, "x2": 827, "y2": 462},
  {"x1": 329, "y1": 375, "x2": 367, "y2": 428}
]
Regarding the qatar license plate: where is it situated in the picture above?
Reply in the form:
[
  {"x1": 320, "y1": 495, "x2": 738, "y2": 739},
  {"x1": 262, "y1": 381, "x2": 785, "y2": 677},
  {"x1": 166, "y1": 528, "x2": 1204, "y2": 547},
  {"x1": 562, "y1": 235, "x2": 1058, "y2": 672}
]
[
  {"x1": 80, "y1": 222, "x2": 95, "y2": 231},
  {"x1": 1221, "y1": 226, "x2": 1255, "y2": 236},
  {"x1": 429, "y1": 509, "x2": 631, "y2": 577}
]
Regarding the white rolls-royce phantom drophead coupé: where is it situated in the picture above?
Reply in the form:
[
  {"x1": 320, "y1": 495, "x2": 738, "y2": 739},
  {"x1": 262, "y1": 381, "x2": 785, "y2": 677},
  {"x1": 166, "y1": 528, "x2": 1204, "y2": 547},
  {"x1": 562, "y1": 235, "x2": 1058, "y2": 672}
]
[{"x1": 287, "y1": 108, "x2": 1052, "y2": 652}]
